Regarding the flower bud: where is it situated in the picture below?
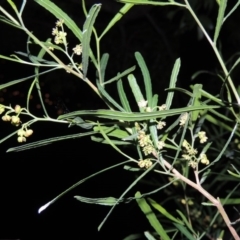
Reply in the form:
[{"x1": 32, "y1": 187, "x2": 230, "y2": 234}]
[
  {"x1": 2, "y1": 115, "x2": 11, "y2": 121},
  {"x1": 14, "y1": 105, "x2": 21, "y2": 113},
  {"x1": 17, "y1": 136, "x2": 26, "y2": 143},
  {"x1": 11, "y1": 116, "x2": 21, "y2": 126},
  {"x1": 24, "y1": 129, "x2": 33, "y2": 137},
  {"x1": 17, "y1": 129, "x2": 25, "y2": 136}
]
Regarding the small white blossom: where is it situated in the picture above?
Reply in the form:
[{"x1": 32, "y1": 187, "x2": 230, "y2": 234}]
[
  {"x1": 158, "y1": 104, "x2": 166, "y2": 111},
  {"x1": 198, "y1": 131, "x2": 208, "y2": 143},
  {"x1": 138, "y1": 100, "x2": 148, "y2": 108},
  {"x1": 73, "y1": 44, "x2": 82, "y2": 55},
  {"x1": 157, "y1": 121, "x2": 166, "y2": 129},
  {"x1": 157, "y1": 140, "x2": 165, "y2": 150}
]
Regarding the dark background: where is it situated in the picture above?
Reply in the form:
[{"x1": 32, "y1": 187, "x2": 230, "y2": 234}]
[{"x1": 0, "y1": 0, "x2": 240, "y2": 239}]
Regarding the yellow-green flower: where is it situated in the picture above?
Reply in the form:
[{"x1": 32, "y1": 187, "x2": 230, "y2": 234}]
[
  {"x1": 200, "y1": 153, "x2": 209, "y2": 165},
  {"x1": 73, "y1": 44, "x2": 82, "y2": 55},
  {"x1": 2, "y1": 115, "x2": 11, "y2": 121},
  {"x1": 0, "y1": 104, "x2": 5, "y2": 114},
  {"x1": 24, "y1": 129, "x2": 33, "y2": 137},
  {"x1": 14, "y1": 105, "x2": 21, "y2": 113},
  {"x1": 198, "y1": 131, "x2": 208, "y2": 143},
  {"x1": 143, "y1": 145, "x2": 154, "y2": 155},
  {"x1": 11, "y1": 116, "x2": 21, "y2": 126},
  {"x1": 17, "y1": 136, "x2": 26, "y2": 143},
  {"x1": 157, "y1": 140, "x2": 165, "y2": 150}
]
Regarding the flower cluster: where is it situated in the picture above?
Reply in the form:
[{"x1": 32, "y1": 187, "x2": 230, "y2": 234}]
[
  {"x1": 1, "y1": 104, "x2": 22, "y2": 126},
  {"x1": 0, "y1": 104, "x2": 33, "y2": 143},
  {"x1": 17, "y1": 128, "x2": 33, "y2": 143},
  {"x1": 198, "y1": 131, "x2": 208, "y2": 143},
  {"x1": 135, "y1": 122, "x2": 165, "y2": 157},
  {"x1": 52, "y1": 19, "x2": 67, "y2": 45},
  {"x1": 72, "y1": 44, "x2": 82, "y2": 56},
  {"x1": 179, "y1": 112, "x2": 188, "y2": 126},
  {"x1": 137, "y1": 100, "x2": 167, "y2": 113},
  {"x1": 138, "y1": 159, "x2": 153, "y2": 169},
  {"x1": 182, "y1": 131, "x2": 209, "y2": 168}
]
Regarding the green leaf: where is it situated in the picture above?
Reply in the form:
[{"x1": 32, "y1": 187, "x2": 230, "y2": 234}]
[
  {"x1": 35, "y1": 0, "x2": 97, "y2": 68},
  {"x1": 6, "y1": 0, "x2": 18, "y2": 13},
  {"x1": 58, "y1": 105, "x2": 221, "y2": 122},
  {"x1": 15, "y1": 51, "x2": 58, "y2": 65},
  {"x1": 0, "y1": 15, "x2": 21, "y2": 29},
  {"x1": 117, "y1": 79, "x2": 132, "y2": 112},
  {"x1": 7, "y1": 131, "x2": 96, "y2": 152},
  {"x1": 214, "y1": 0, "x2": 227, "y2": 43},
  {"x1": 96, "y1": 81, "x2": 126, "y2": 112},
  {"x1": 227, "y1": 170, "x2": 240, "y2": 179},
  {"x1": 165, "y1": 58, "x2": 180, "y2": 110},
  {"x1": 151, "y1": 94, "x2": 158, "y2": 110},
  {"x1": 98, "y1": 163, "x2": 157, "y2": 231},
  {"x1": 35, "y1": 0, "x2": 83, "y2": 42},
  {"x1": 69, "y1": 117, "x2": 94, "y2": 129},
  {"x1": 176, "y1": 210, "x2": 197, "y2": 235},
  {"x1": 148, "y1": 198, "x2": 183, "y2": 225},
  {"x1": 0, "y1": 67, "x2": 59, "y2": 90},
  {"x1": 99, "y1": 3, "x2": 134, "y2": 39},
  {"x1": 118, "y1": 0, "x2": 185, "y2": 7},
  {"x1": 93, "y1": 125, "x2": 129, "y2": 139},
  {"x1": 91, "y1": 136, "x2": 131, "y2": 145},
  {"x1": 173, "y1": 223, "x2": 196, "y2": 240},
  {"x1": 74, "y1": 196, "x2": 120, "y2": 206},
  {"x1": 38, "y1": 160, "x2": 131, "y2": 213},
  {"x1": 135, "y1": 192, "x2": 171, "y2": 240},
  {"x1": 135, "y1": 52, "x2": 152, "y2": 107},
  {"x1": 82, "y1": 4, "x2": 101, "y2": 78},
  {"x1": 99, "y1": 53, "x2": 109, "y2": 84},
  {"x1": 128, "y1": 74, "x2": 145, "y2": 112},
  {"x1": 191, "y1": 84, "x2": 202, "y2": 124},
  {"x1": 204, "y1": 114, "x2": 240, "y2": 138},
  {"x1": 224, "y1": 1, "x2": 240, "y2": 23},
  {"x1": 203, "y1": 198, "x2": 240, "y2": 206},
  {"x1": 96, "y1": 123, "x2": 133, "y2": 159},
  {"x1": 104, "y1": 66, "x2": 136, "y2": 85}
]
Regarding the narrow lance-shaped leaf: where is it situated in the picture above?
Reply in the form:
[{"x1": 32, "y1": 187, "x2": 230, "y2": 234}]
[
  {"x1": 191, "y1": 84, "x2": 202, "y2": 125},
  {"x1": 99, "y1": 3, "x2": 133, "y2": 39},
  {"x1": 118, "y1": 0, "x2": 186, "y2": 7},
  {"x1": 0, "y1": 67, "x2": 59, "y2": 90},
  {"x1": 135, "y1": 192, "x2": 171, "y2": 240},
  {"x1": 74, "y1": 196, "x2": 120, "y2": 206},
  {"x1": 99, "y1": 53, "x2": 109, "y2": 84},
  {"x1": 176, "y1": 209, "x2": 197, "y2": 236},
  {"x1": 96, "y1": 81, "x2": 126, "y2": 112},
  {"x1": 128, "y1": 74, "x2": 145, "y2": 112},
  {"x1": 165, "y1": 58, "x2": 180, "y2": 110},
  {"x1": 214, "y1": 0, "x2": 227, "y2": 44},
  {"x1": 104, "y1": 65, "x2": 136, "y2": 86},
  {"x1": 135, "y1": 52, "x2": 152, "y2": 107},
  {"x1": 117, "y1": 78, "x2": 132, "y2": 112},
  {"x1": 35, "y1": 0, "x2": 83, "y2": 42},
  {"x1": 173, "y1": 223, "x2": 196, "y2": 240},
  {"x1": 82, "y1": 4, "x2": 101, "y2": 78},
  {"x1": 58, "y1": 105, "x2": 221, "y2": 122},
  {"x1": 148, "y1": 198, "x2": 183, "y2": 225}
]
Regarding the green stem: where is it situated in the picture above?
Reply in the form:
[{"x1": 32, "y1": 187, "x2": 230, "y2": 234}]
[
  {"x1": 0, "y1": 5, "x2": 20, "y2": 26},
  {"x1": 22, "y1": 27, "x2": 102, "y2": 99},
  {"x1": 184, "y1": 0, "x2": 240, "y2": 106}
]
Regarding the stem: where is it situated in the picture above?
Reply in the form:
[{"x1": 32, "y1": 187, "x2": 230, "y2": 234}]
[
  {"x1": 184, "y1": 0, "x2": 240, "y2": 106},
  {"x1": 163, "y1": 158, "x2": 240, "y2": 240},
  {"x1": 22, "y1": 27, "x2": 102, "y2": 99}
]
